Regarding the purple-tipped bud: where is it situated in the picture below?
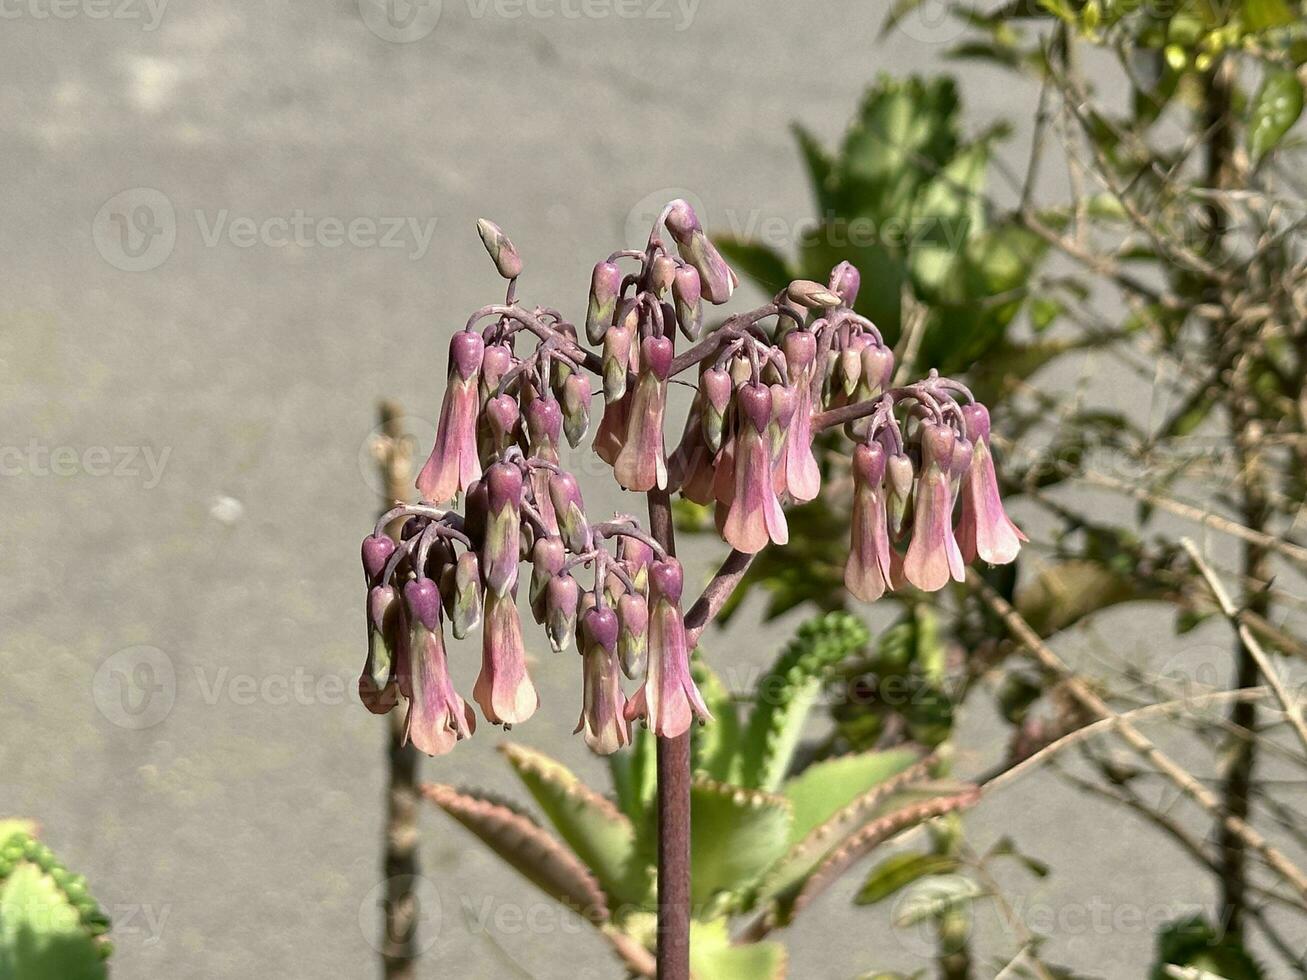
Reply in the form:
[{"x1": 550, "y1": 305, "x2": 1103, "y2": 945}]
[
  {"x1": 362, "y1": 534, "x2": 397, "y2": 585},
  {"x1": 360, "y1": 584, "x2": 401, "y2": 714},
  {"x1": 547, "y1": 471, "x2": 591, "y2": 553},
  {"x1": 700, "y1": 367, "x2": 732, "y2": 452},
  {"x1": 482, "y1": 462, "x2": 523, "y2": 597},
  {"x1": 617, "y1": 535, "x2": 655, "y2": 593},
  {"x1": 450, "y1": 330, "x2": 485, "y2": 382},
  {"x1": 860, "y1": 345, "x2": 895, "y2": 395},
  {"x1": 617, "y1": 592, "x2": 649, "y2": 678},
  {"x1": 786, "y1": 279, "x2": 842, "y2": 309},
  {"x1": 526, "y1": 398, "x2": 563, "y2": 456},
  {"x1": 672, "y1": 265, "x2": 704, "y2": 340},
  {"x1": 404, "y1": 578, "x2": 443, "y2": 632},
  {"x1": 485, "y1": 394, "x2": 520, "y2": 448},
  {"x1": 452, "y1": 551, "x2": 483, "y2": 639},
  {"x1": 829, "y1": 261, "x2": 860, "y2": 307},
  {"x1": 529, "y1": 536, "x2": 567, "y2": 622},
  {"x1": 480, "y1": 345, "x2": 515, "y2": 398},
  {"x1": 783, "y1": 330, "x2": 817, "y2": 375},
  {"x1": 839, "y1": 346, "x2": 863, "y2": 396},
  {"x1": 575, "y1": 606, "x2": 629, "y2": 755},
  {"x1": 545, "y1": 575, "x2": 580, "y2": 653},
  {"x1": 664, "y1": 199, "x2": 737, "y2": 304},
  {"x1": 737, "y1": 382, "x2": 772, "y2": 433},
  {"x1": 651, "y1": 254, "x2": 677, "y2": 295},
  {"x1": 561, "y1": 373, "x2": 592, "y2": 447},
  {"x1": 586, "y1": 261, "x2": 623, "y2": 345},
  {"x1": 956, "y1": 403, "x2": 1026, "y2": 566},
  {"x1": 476, "y1": 218, "x2": 523, "y2": 280},
  {"x1": 602, "y1": 319, "x2": 636, "y2": 401}
]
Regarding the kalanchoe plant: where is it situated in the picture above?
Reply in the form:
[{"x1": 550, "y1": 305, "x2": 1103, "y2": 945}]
[{"x1": 355, "y1": 200, "x2": 1023, "y2": 974}]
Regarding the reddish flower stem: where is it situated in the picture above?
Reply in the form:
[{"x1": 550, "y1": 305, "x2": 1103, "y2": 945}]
[{"x1": 645, "y1": 486, "x2": 691, "y2": 980}]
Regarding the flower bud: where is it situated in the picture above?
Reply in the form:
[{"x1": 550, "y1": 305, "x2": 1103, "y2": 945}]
[
  {"x1": 786, "y1": 279, "x2": 842, "y2": 309},
  {"x1": 886, "y1": 452, "x2": 914, "y2": 536},
  {"x1": 618, "y1": 535, "x2": 655, "y2": 593},
  {"x1": 651, "y1": 254, "x2": 677, "y2": 295},
  {"x1": 360, "y1": 584, "x2": 400, "y2": 714},
  {"x1": 617, "y1": 592, "x2": 649, "y2": 678},
  {"x1": 450, "y1": 330, "x2": 485, "y2": 382},
  {"x1": 544, "y1": 574, "x2": 580, "y2": 653},
  {"x1": 585, "y1": 261, "x2": 622, "y2": 345},
  {"x1": 452, "y1": 551, "x2": 483, "y2": 639},
  {"x1": 840, "y1": 346, "x2": 863, "y2": 396},
  {"x1": 561, "y1": 373, "x2": 592, "y2": 447},
  {"x1": 782, "y1": 330, "x2": 817, "y2": 376},
  {"x1": 404, "y1": 578, "x2": 443, "y2": 632},
  {"x1": 672, "y1": 265, "x2": 703, "y2": 340},
  {"x1": 482, "y1": 462, "x2": 523, "y2": 597},
  {"x1": 475, "y1": 218, "x2": 522, "y2": 280},
  {"x1": 548, "y1": 470, "x2": 591, "y2": 553},
  {"x1": 860, "y1": 345, "x2": 895, "y2": 396},
  {"x1": 526, "y1": 398, "x2": 563, "y2": 457},
  {"x1": 664, "y1": 199, "x2": 737, "y2": 304},
  {"x1": 480, "y1": 345, "x2": 515, "y2": 400},
  {"x1": 602, "y1": 318, "x2": 636, "y2": 401},
  {"x1": 484, "y1": 394, "x2": 520, "y2": 450},
  {"x1": 700, "y1": 367, "x2": 732, "y2": 452},
  {"x1": 529, "y1": 536, "x2": 566, "y2": 622},
  {"x1": 829, "y1": 261, "x2": 860, "y2": 307},
  {"x1": 362, "y1": 534, "x2": 396, "y2": 586}
]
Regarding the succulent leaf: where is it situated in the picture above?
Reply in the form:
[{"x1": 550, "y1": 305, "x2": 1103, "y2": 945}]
[
  {"x1": 422, "y1": 783, "x2": 610, "y2": 921},
  {"x1": 781, "y1": 746, "x2": 923, "y2": 845},
  {"x1": 498, "y1": 744, "x2": 653, "y2": 906},
  {"x1": 738, "y1": 612, "x2": 871, "y2": 791},
  {"x1": 689, "y1": 777, "x2": 793, "y2": 913}
]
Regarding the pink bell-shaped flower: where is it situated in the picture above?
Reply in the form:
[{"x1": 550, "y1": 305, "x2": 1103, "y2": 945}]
[
  {"x1": 416, "y1": 331, "x2": 484, "y2": 504},
  {"x1": 474, "y1": 590, "x2": 539, "y2": 726},
  {"x1": 845, "y1": 442, "x2": 894, "y2": 602},
  {"x1": 402, "y1": 579, "x2": 476, "y2": 756},
  {"x1": 625, "y1": 559, "x2": 710, "y2": 738},
  {"x1": 903, "y1": 421, "x2": 966, "y2": 592},
  {"x1": 721, "y1": 383, "x2": 788, "y2": 554},
  {"x1": 956, "y1": 403, "x2": 1026, "y2": 565},
  {"x1": 574, "y1": 606, "x2": 630, "y2": 755}
]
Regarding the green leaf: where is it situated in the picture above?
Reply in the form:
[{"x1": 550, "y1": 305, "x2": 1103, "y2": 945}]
[
  {"x1": 689, "y1": 920, "x2": 788, "y2": 980},
  {"x1": 609, "y1": 725, "x2": 657, "y2": 824},
  {"x1": 499, "y1": 744, "x2": 651, "y2": 906},
  {"x1": 738, "y1": 613, "x2": 871, "y2": 791},
  {"x1": 908, "y1": 142, "x2": 991, "y2": 293},
  {"x1": 1248, "y1": 67, "x2": 1304, "y2": 165},
  {"x1": 0, "y1": 861, "x2": 107, "y2": 980},
  {"x1": 691, "y1": 658, "x2": 743, "y2": 783},
  {"x1": 1243, "y1": 0, "x2": 1296, "y2": 32},
  {"x1": 1150, "y1": 915, "x2": 1266, "y2": 980},
  {"x1": 424, "y1": 783, "x2": 610, "y2": 919},
  {"x1": 892, "y1": 874, "x2": 986, "y2": 927},
  {"x1": 690, "y1": 777, "x2": 793, "y2": 911},
  {"x1": 713, "y1": 237, "x2": 792, "y2": 296},
  {"x1": 782, "y1": 747, "x2": 923, "y2": 844},
  {"x1": 856, "y1": 852, "x2": 960, "y2": 905}
]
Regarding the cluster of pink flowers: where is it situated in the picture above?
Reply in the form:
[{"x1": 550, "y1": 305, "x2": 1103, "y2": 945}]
[{"x1": 358, "y1": 201, "x2": 1023, "y2": 756}]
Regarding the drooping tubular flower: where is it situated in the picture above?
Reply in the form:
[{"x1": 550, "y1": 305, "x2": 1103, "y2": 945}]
[
  {"x1": 360, "y1": 584, "x2": 401, "y2": 714},
  {"x1": 721, "y1": 383, "x2": 788, "y2": 554},
  {"x1": 903, "y1": 420, "x2": 966, "y2": 592},
  {"x1": 614, "y1": 335, "x2": 673, "y2": 492},
  {"x1": 663, "y1": 199, "x2": 738, "y2": 303},
  {"x1": 482, "y1": 461, "x2": 522, "y2": 597},
  {"x1": 575, "y1": 606, "x2": 630, "y2": 755},
  {"x1": 845, "y1": 442, "x2": 893, "y2": 603},
  {"x1": 403, "y1": 579, "x2": 476, "y2": 756},
  {"x1": 475, "y1": 590, "x2": 539, "y2": 726},
  {"x1": 625, "y1": 558, "x2": 710, "y2": 738},
  {"x1": 781, "y1": 330, "x2": 821, "y2": 502},
  {"x1": 417, "y1": 330, "x2": 484, "y2": 504},
  {"x1": 956, "y1": 403, "x2": 1027, "y2": 565}
]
